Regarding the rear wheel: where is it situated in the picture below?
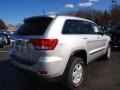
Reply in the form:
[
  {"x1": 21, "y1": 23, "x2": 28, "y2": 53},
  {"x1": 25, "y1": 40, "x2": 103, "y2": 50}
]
[{"x1": 63, "y1": 57, "x2": 84, "y2": 90}]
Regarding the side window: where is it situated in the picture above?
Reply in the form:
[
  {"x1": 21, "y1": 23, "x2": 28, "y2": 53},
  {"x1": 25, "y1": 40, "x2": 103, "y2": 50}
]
[
  {"x1": 62, "y1": 20, "x2": 92, "y2": 34},
  {"x1": 62, "y1": 20, "x2": 78, "y2": 34},
  {"x1": 90, "y1": 23, "x2": 102, "y2": 34},
  {"x1": 77, "y1": 21, "x2": 91, "y2": 34}
]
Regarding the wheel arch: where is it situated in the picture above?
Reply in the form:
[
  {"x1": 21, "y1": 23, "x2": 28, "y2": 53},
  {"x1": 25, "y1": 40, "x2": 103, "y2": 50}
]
[
  {"x1": 69, "y1": 50, "x2": 87, "y2": 65},
  {"x1": 63, "y1": 49, "x2": 87, "y2": 77}
]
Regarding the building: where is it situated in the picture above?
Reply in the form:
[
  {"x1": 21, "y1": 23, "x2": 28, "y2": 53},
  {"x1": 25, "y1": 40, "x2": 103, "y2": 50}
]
[{"x1": 7, "y1": 25, "x2": 17, "y2": 31}]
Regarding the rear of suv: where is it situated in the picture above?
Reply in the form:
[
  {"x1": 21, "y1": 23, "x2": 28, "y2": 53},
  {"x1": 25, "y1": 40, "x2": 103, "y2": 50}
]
[
  {"x1": 108, "y1": 25, "x2": 120, "y2": 47},
  {"x1": 9, "y1": 15, "x2": 111, "y2": 90}
]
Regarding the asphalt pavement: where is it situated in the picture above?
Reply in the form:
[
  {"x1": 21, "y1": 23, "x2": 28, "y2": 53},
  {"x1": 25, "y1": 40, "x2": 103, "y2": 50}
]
[{"x1": 0, "y1": 46, "x2": 120, "y2": 90}]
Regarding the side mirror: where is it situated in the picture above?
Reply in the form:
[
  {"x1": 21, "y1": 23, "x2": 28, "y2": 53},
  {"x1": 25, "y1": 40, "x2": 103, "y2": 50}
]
[
  {"x1": 103, "y1": 30, "x2": 108, "y2": 34},
  {"x1": 97, "y1": 32, "x2": 104, "y2": 35}
]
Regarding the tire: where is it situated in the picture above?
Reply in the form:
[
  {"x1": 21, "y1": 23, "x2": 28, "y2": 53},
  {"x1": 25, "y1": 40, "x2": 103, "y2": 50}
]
[
  {"x1": 63, "y1": 57, "x2": 84, "y2": 90},
  {"x1": 102, "y1": 44, "x2": 111, "y2": 60},
  {"x1": 0, "y1": 45, "x2": 3, "y2": 48},
  {"x1": 113, "y1": 36, "x2": 117, "y2": 45},
  {"x1": 0, "y1": 43, "x2": 3, "y2": 48}
]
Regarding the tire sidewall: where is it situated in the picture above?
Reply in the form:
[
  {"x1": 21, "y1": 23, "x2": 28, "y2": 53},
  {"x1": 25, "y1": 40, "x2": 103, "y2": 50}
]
[
  {"x1": 106, "y1": 44, "x2": 111, "y2": 60},
  {"x1": 67, "y1": 57, "x2": 84, "y2": 90},
  {"x1": 103, "y1": 44, "x2": 111, "y2": 60}
]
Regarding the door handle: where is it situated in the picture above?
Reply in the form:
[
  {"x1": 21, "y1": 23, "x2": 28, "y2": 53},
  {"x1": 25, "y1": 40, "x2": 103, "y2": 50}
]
[
  {"x1": 83, "y1": 37, "x2": 88, "y2": 39},
  {"x1": 97, "y1": 36, "x2": 101, "y2": 39}
]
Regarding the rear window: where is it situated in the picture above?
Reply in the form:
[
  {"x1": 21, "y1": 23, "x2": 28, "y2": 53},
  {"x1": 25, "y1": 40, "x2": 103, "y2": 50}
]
[{"x1": 15, "y1": 17, "x2": 53, "y2": 35}]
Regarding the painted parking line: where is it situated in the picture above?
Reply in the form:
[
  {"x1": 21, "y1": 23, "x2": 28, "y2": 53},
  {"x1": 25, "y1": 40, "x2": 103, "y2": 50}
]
[{"x1": 0, "y1": 51, "x2": 9, "y2": 53}]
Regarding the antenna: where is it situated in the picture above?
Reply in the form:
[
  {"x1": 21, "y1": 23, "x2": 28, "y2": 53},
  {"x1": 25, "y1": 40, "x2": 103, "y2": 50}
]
[
  {"x1": 112, "y1": 0, "x2": 117, "y2": 5},
  {"x1": 42, "y1": 9, "x2": 46, "y2": 15},
  {"x1": 112, "y1": 0, "x2": 117, "y2": 8}
]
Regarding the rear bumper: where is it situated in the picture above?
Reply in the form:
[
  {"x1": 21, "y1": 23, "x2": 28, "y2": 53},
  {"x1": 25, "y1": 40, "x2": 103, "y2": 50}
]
[
  {"x1": 109, "y1": 35, "x2": 120, "y2": 46},
  {"x1": 10, "y1": 55, "x2": 64, "y2": 80},
  {"x1": 10, "y1": 61, "x2": 62, "y2": 82},
  {"x1": 110, "y1": 41, "x2": 120, "y2": 46},
  {"x1": 30, "y1": 72, "x2": 62, "y2": 82}
]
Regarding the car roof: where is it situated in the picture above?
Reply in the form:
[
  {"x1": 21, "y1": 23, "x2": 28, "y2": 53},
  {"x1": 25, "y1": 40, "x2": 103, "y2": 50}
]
[
  {"x1": 55, "y1": 15, "x2": 94, "y2": 23},
  {"x1": 24, "y1": 15, "x2": 94, "y2": 23}
]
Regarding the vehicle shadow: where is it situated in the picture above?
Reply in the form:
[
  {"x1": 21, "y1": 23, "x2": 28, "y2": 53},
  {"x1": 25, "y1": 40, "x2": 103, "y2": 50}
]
[
  {"x1": 27, "y1": 79, "x2": 69, "y2": 90},
  {"x1": 0, "y1": 60, "x2": 69, "y2": 90}
]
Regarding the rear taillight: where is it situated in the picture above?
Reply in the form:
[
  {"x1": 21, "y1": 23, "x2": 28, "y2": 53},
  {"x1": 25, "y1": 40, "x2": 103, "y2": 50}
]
[{"x1": 29, "y1": 39, "x2": 58, "y2": 50}]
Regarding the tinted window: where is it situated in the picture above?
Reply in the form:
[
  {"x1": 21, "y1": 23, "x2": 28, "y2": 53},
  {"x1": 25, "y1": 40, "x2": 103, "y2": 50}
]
[
  {"x1": 15, "y1": 17, "x2": 53, "y2": 35},
  {"x1": 62, "y1": 20, "x2": 92, "y2": 34}
]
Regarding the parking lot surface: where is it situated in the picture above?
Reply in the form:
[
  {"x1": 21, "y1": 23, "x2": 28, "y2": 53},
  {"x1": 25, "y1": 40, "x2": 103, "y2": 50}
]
[{"x1": 0, "y1": 46, "x2": 120, "y2": 90}]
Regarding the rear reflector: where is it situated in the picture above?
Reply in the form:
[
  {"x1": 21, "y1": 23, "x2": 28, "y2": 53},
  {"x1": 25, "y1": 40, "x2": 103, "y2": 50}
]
[
  {"x1": 29, "y1": 39, "x2": 58, "y2": 50},
  {"x1": 38, "y1": 71, "x2": 48, "y2": 75}
]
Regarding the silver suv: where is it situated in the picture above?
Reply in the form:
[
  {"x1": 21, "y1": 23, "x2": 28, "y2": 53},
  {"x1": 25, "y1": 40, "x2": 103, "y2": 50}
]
[{"x1": 9, "y1": 15, "x2": 111, "y2": 90}]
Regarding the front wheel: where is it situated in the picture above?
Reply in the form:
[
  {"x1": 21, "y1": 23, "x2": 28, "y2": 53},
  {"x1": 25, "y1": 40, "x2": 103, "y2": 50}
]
[
  {"x1": 63, "y1": 57, "x2": 84, "y2": 90},
  {"x1": 103, "y1": 44, "x2": 111, "y2": 60}
]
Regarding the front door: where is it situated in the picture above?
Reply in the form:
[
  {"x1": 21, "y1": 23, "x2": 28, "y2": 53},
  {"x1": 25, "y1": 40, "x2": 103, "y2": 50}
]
[{"x1": 87, "y1": 23, "x2": 107, "y2": 63}]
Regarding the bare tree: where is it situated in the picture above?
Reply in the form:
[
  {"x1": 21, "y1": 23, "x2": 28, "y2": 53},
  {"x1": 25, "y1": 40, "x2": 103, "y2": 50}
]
[
  {"x1": 0, "y1": 19, "x2": 7, "y2": 30},
  {"x1": 110, "y1": 4, "x2": 120, "y2": 25}
]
